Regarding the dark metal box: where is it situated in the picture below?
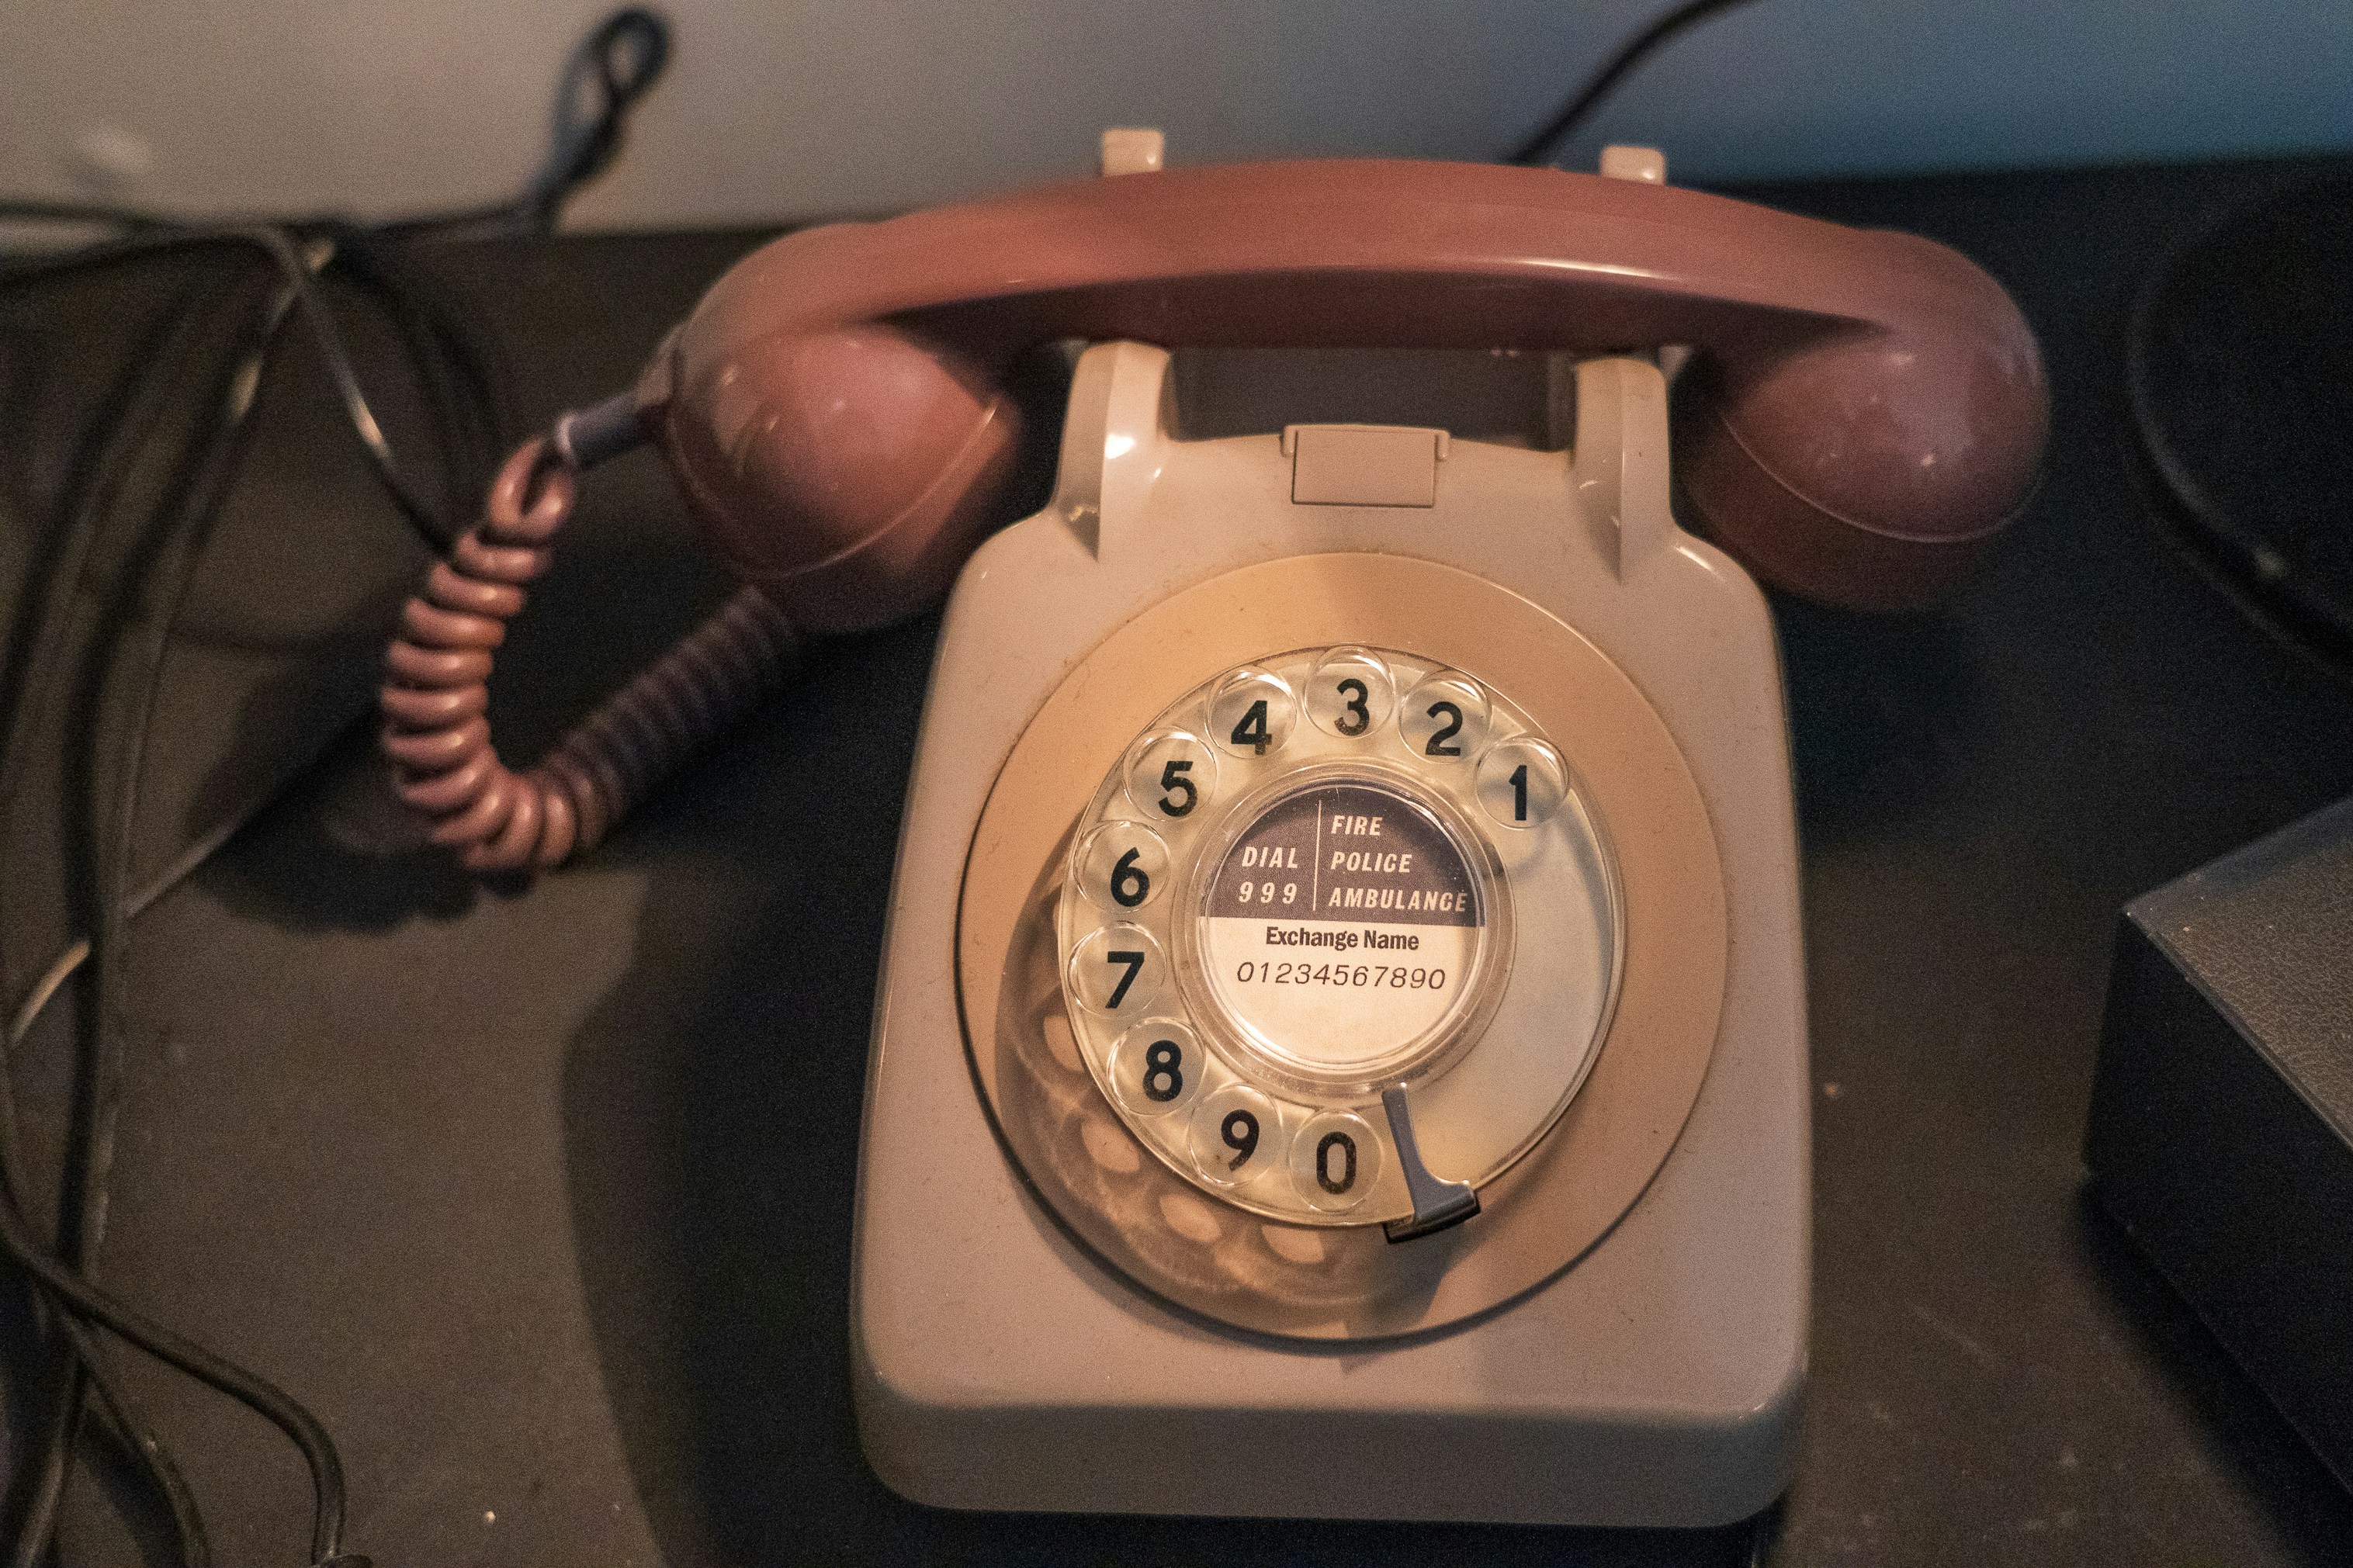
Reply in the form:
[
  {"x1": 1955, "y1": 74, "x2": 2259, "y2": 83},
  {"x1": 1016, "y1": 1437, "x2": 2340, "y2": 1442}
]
[{"x1": 2087, "y1": 795, "x2": 2353, "y2": 1490}]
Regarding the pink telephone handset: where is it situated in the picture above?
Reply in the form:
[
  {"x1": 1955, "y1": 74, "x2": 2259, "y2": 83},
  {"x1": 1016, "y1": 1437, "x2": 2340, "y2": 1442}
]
[{"x1": 379, "y1": 157, "x2": 2045, "y2": 869}]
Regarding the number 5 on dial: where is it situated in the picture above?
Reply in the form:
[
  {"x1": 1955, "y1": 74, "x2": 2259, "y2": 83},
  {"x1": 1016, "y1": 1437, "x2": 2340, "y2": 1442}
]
[
  {"x1": 1125, "y1": 731, "x2": 1216, "y2": 822},
  {"x1": 1156, "y1": 760, "x2": 1195, "y2": 816}
]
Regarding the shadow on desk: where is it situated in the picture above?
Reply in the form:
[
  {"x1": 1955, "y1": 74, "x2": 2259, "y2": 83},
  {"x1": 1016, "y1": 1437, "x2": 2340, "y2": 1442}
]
[{"x1": 2071, "y1": 1190, "x2": 2353, "y2": 1566}]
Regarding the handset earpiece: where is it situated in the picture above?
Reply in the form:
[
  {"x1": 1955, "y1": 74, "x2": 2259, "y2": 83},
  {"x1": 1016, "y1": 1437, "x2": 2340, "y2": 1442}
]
[
  {"x1": 376, "y1": 325, "x2": 1018, "y2": 872},
  {"x1": 640, "y1": 322, "x2": 1021, "y2": 634},
  {"x1": 1676, "y1": 227, "x2": 2050, "y2": 609}
]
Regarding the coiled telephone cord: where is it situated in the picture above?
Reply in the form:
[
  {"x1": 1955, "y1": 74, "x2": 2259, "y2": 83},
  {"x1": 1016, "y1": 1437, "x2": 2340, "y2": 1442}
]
[{"x1": 379, "y1": 417, "x2": 800, "y2": 870}]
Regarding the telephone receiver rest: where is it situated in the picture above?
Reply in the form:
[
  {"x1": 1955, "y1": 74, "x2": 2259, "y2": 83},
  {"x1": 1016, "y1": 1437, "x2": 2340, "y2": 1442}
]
[
  {"x1": 380, "y1": 157, "x2": 2046, "y2": 870},
  {"x1": 637, "y1": 157, "x2": 2047, "y2": 628}
]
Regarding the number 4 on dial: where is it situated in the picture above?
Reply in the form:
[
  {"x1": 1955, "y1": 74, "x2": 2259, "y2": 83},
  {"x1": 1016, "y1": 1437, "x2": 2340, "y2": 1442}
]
[{"x1": 1228, "y1": 700, "x2": 1271, "y2": 755}]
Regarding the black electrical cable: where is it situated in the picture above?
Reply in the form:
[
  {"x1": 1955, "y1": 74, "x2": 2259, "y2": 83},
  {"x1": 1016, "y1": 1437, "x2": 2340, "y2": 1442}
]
[
  {"x1": 326, "y1": 227, "x2": 516, "y2": 522},
  {"x1": 0, "y1": 199, "x2": 178, "y2": 232},
  {"x1": 0, "y1": 276, "x2": 257, "y2": 1568},
  {"x1": 1, "y1": 268, "x2": 296, "y2": 1568},
  {"x1": 0, "y1": 241, "x2": 438, "y2": 1568},
  {"x1": 1, "y1": 227, "x2": 459, "y2": 551},
  {"x1": 81, "y1": 264, "x2": 346, "y2": 1564},
  {"x1": 529, "y1": 6, "x2": 674, "y2": 229},
  {"x1": 2123, "y1": 176, "x2": 2353, "y2": 683},
  {"x1": 0, "y1": 1136, "x2": 348, "y2": 1562},
  {"x1": 1506, "y1": 0, "x2": 1764, "y2": 168},
  {"x1": 0, "y1": 10, "x2": 672, "y2": 1559},
  {"x1": 382, "y1": 5, "x2": 674, "y2": 241}
]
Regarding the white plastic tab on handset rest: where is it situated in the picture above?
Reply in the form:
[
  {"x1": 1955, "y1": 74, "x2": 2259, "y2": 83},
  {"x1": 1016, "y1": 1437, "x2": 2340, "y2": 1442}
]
[{"x1": 1573, "y1": 354, "x2": 1675, "y2": 579}]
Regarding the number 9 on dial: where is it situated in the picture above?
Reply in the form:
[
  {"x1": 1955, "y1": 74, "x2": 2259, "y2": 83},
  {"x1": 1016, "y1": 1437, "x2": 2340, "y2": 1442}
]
[{"x1": 1188, "y1": 1084, "x2": 1284, "y2": 1189}]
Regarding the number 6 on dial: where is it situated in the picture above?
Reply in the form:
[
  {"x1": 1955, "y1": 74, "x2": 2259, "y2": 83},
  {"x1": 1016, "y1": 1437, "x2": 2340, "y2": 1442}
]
[{"x1": 1075, "y1": 820, "x2": 1169, "y2": 912}]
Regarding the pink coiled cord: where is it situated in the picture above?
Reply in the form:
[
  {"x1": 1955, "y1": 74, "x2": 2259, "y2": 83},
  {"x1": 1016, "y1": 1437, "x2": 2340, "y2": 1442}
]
[{"x1": 379, "y1": 430, "x2": 798, "y2": 871}]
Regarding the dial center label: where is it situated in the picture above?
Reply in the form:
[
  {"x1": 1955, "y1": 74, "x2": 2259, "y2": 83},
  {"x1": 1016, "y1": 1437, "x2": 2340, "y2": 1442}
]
[{"x1": 1199, "y1": 781, "x2": 1483, "y2": 1074}]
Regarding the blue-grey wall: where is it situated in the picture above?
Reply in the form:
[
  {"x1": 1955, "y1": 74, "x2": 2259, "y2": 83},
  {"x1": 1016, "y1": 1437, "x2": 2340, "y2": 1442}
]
[{"x1": 2, "y1": 1, "x2": 2347, "y2": 226}]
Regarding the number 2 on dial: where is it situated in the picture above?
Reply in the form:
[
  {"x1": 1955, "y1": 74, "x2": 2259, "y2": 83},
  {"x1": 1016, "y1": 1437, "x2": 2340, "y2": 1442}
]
[{"x1": 1423, "y1": 700, "x2": 1464, "y2": 756}]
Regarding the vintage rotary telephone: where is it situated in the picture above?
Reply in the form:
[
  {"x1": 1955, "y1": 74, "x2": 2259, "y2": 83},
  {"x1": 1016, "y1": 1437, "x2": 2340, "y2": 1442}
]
[{"x1": 378, "y1": 141, "x2": 2045, "y2": 1526}]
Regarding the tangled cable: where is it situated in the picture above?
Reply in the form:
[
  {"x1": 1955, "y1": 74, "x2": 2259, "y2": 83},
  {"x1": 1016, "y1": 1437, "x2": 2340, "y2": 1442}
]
[
  {"x1": 379, "y1": 419, "x2": 800, "y2": 870},
  {"x1": 0, "y1": 9, "x2": 676, "y2": 1562}
]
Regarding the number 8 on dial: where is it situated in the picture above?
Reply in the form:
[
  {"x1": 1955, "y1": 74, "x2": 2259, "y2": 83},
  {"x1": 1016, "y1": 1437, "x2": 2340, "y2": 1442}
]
[{"x1": 1111, "y1": 1019, "x2": 1203, "y2": 1116}]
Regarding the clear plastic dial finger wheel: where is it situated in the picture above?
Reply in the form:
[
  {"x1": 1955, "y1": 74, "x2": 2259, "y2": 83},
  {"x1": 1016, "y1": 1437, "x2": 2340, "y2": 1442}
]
[{"x1": 1055, "y1": 645, "x2": 1620, "y2": 1228}]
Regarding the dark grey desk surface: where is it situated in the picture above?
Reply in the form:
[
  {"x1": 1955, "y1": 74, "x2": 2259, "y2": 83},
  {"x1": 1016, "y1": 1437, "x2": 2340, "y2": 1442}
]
[{"x1": 6, "y1": 157, "x2": 2353, "y2": 1566}]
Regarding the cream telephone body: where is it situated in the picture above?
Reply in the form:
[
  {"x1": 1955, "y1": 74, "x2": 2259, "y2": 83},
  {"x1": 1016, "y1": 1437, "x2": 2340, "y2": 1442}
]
[
  {"x1": 851, "y1": 339, "x2": 1805, "y2": 1526},
  {"x1": 376, "y1": 144, "x2": 2045, "y2": 1528}
]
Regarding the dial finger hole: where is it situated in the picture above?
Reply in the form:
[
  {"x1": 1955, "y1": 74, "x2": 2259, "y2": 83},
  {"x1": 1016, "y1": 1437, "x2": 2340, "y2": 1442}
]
[
  {"x1": 1124, "y1": 729, "x2": 1216, "y2": 824},
  {"x1": 1475, "y1": 737, "x2": 1568, "y2": 828},
  {"x1": 1076, "y1": 819, "x2": 1170, "y2": 912},
  {"x1": 1399, "y1": 672, "x2": 1488, "y2": 763},
  {"x1": 1210, "y1": 667, "x2": 1298, "y2": 760},
  {"x1": 1188, "y1": 1084, "x2": 1287, "y2": 1189},
  {"x1": 1305, "y1": 646, "x2": 1395, "y2": 741},
  {"x1": 1290, "y1": 1109, "x2": 1384, "y2": 1213},
  {"x1": 1068, "y1": 924, "x2": 1164, "y2": 1016},
  {"x1": 1110, "y1": 1019, "x2": 1204, "y2": 1117}
]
